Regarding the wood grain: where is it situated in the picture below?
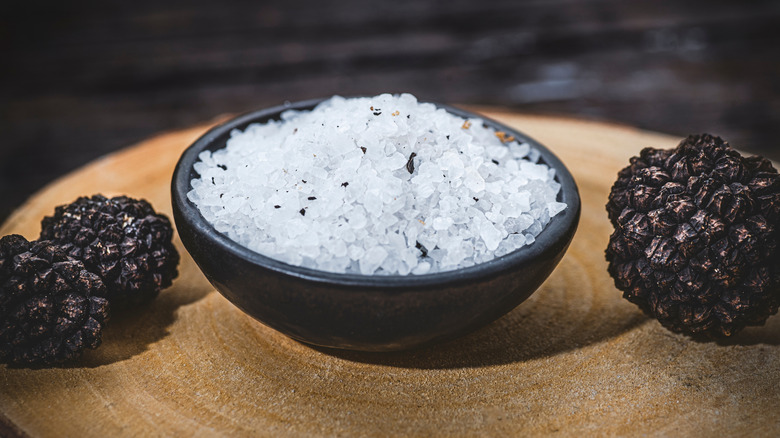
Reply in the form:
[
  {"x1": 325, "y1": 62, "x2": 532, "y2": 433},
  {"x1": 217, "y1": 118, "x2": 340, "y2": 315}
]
[{"x1": 1, "y1": 110, "x2": 778, "y2": 437}]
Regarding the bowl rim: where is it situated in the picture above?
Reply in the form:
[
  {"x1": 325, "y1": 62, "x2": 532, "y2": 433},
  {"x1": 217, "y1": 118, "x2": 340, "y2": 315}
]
[{"x1": 172, "y1": 97, "x2": 581, "y2": 289}]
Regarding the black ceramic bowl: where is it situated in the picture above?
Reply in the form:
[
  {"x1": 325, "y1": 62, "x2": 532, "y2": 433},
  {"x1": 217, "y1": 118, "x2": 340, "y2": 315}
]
[{"x1": 172, "y1": 98, "x2": 580, "y2": 351}]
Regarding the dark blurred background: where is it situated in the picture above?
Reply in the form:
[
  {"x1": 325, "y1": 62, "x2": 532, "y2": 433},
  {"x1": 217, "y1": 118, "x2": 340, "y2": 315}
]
[{"x1": 2, "y1": 0, "x2": 779, "y2": 223}]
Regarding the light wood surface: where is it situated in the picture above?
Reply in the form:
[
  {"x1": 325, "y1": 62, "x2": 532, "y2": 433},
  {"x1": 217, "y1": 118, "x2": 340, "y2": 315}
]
[{"x1": 1, "y1": 110, "x2": 778, "y2": 437}]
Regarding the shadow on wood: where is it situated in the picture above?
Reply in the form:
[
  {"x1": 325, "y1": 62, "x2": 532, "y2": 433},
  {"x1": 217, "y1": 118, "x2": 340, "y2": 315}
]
[
  {"x1": 313, "y1": 269, "x2": 651, "y2": 369},
  {"x1": 70, "y1": 281, "x2": 213, "y2": 369},
  {"x1": 716, "y1": 316, "x2": 780, "y2": 347}
]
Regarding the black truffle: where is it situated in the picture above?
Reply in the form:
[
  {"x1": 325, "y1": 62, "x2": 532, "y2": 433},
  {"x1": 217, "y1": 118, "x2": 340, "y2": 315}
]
[
  {"x1": 40, "y1": 195, "x2": 180, "y2": 310},
  {"x1": 606, "y1": 134, "x2": 780, "y2": 338},
  {"x1": 0, "y1": 235, "x2": 110, "y2": 365}
]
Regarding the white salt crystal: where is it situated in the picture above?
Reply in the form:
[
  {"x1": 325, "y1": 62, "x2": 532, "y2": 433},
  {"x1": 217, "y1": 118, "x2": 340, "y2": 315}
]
[
  {"x1": 527, "y1": 148, "x2": 541, "y2": 163},
  {"x1": 507, "y1": 233, "x2": 526, "y2": 247},
  {"x1": 485, "y1": 182, "x2": 503, "y2": 194},
  {"x1": 188, "y1": 94, "x2": 566, "y2": 275},
  {"x1": 347, "y1": 210, "x2": 367, "y2": 229},
  {"x1": 415, "y1": 183, "x2": 436, "y2": 199},
  {"x1": 300, "y1": 244, "x2": 320, "y2": 259},
  {"x1": 412, "y1": 262, "x2": 431, "y2": 275},
  {"x1": 331, "y1": 240, "x2": 348, "y2": 258},
  {"x1": 360, "y1": 247, "x2": 388, "y2": 275},
  {"x1": 363, "y1": 191, "x2": 383, "y2": 216},
  {"x1": 348, "y1": 245, "x2": 365, "y2": 260},
  {"x1": 486, "y1": 145, "x2": 508, "y2": 160},
  {"x1": 397, "y1": 262, "x2": 412, "y2": 276},
  {"x1": 527, "y1": 220, "x2": 544, "y2": 235},
  {"x1": 440, "y1": 150, "x2": 465, "y2": 179},
  {"x1": 494, "y1": 242, "x2": 512, "y2": 258},
  {"x1": 284, "y1": 219, "x2": 306, "y2": 239},
  {"x1": 463, "y1": 168, "x2": 486, "y2": 192},
  {"x1": 479, "y1": 222, "x2": 503, "y2": 251},
  {"x1": 548, "y1": 202, "x2": 567, "y2": 216},
  {"x1": 432, "y1": 217, "x2": 454, "y2": 231},
  {"x1": 428, "y1": 249, "x2": 444, "y2": 262}
]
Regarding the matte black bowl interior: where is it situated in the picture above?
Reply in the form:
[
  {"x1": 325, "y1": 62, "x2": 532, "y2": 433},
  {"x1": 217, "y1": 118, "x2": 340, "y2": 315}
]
[{"x1": 171, "y1": 98, "x2": 581, "y2": 351}]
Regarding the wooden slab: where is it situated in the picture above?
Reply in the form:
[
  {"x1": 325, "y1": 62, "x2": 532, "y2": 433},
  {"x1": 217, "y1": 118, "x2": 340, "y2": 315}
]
[{"x1": 1, "y1": 110, "x2": 778, "y2": 437}]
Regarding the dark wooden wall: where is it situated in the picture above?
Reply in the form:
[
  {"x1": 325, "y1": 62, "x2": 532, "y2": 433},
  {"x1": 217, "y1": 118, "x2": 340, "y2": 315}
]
[{"x1": 2, "y1": 0, "x2": 779, "y2": 222}]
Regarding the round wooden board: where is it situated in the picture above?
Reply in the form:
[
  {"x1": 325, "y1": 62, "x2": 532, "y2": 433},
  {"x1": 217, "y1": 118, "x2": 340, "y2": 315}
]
[{"x1": 1, "y1": 110, "x2": 778, "y2": 437}]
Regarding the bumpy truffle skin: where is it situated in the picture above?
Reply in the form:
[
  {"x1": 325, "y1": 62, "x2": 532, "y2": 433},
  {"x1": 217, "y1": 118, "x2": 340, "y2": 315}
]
[
  {"x1": 606, "y1": 134, "x2": 780, "y2": 338},
  {"x1": 40, "y1": 195, "x2": 180, "y2": 310},
  {"x1": 0, "y1": 235, "x2": 110, "y2": 365}
]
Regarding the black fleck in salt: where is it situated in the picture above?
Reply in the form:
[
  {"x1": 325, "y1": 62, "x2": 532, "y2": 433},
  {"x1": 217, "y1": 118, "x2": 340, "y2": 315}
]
[
  {"x1": 415, "y1": 241, "x2": 428, "y2": 258},
  {"x1": 406, "y1": 152, "x2": 417, "y2": 174}
]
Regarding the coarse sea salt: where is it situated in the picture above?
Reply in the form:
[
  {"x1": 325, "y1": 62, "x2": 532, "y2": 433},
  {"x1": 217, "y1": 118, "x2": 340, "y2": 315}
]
[{"x1": 188, "y1": 93, "x2": 566, "y2": 275}]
